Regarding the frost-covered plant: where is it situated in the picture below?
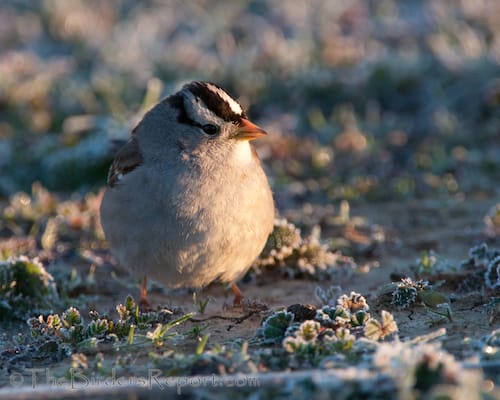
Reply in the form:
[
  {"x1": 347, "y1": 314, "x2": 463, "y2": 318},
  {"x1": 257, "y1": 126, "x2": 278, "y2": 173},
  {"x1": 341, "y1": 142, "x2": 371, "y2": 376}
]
[
  {"x1": 150, "y1": 341, "x2": 255, "y2": 376},
  {"x1": 381, "y1": 278, "x2": 452, "y2": 321},
  {"x1": 415, "y1": 250, "x2": 456, "y2": 275},
  {"x1": 1, "y1": 183, "x2": 104, "y2": 255},
  {"x1": 29, "y1": 307, "x2": 85, "y2": 347},
  {"x1": 283, "y1": 320, "x2": 320, "y2": 354},
  {"x1": 391, "y1": 278, "x2": 429, "y2": 309},
  {"x1": 254, "y1": 219, "x2": 357, "y2": 279},
  {"x1": 283, "y1": 320, "x2": 356, "y2": 365},
  {"x1": 314, "y1": 285, "x2": 342, "y2": 306},
  {"x1": 257, "y1": 310, "x2": 295, "y2": 343},
  {"x1": 465, "y1": 328, "x2": 500, "y2": 364},
  {"x1": 296, "y1": 320, "x2": 321, "y2": 341},
  {"x1": 460, "y1": 242, "x2": 500, "y2": 270},
  {"x1": 257, "y1": 289, "x2": 398, "y2": 368},
  {"x1": 41, "y1": 132, "x2": 113, "y2": 190},
  {"x1": 256, "y1": 219, "x2": 301, "y2": 266},
  {"x1": 3, "y1": 183, "x2": 58, "y2": 223},
  {"x1": 320, "y1": 291, "x2": 388, "y2": 334},
  {"x1": 392, "y1": 284, "x2": 418, "y2": 308},
  {"x1": 23, "y1": 296, "x2": 191, "y2": 364},
  {"x1": 85, "y1": 318, "x2": 112, "y2": 339},
  {"x1": 485, "y1": 297, "x2": 500, "y2": 325},
  {"x1": 337, "y1": 291, "x2": 370, "y2": 313},
  {"x1": 373, "y1": 342, "x2": 471, "y2": 398},
  {"x1": 282, "y1": 306, "x2": 397, "y2": 366},
  {"x1": 54, "y1": 191, "x2": 105, "y2": 241},
  {"x1": 457, "y1": 243, "x2": 500, "y2": 292},
  {"x1": 0, "y1": 255, "x2": 58, "y2": 320},
  {"x1": 479, "y1": 329, "x2": 500, "y2": 365},
  {"x1": 468, "y1": 243, "x2": 490, "y2": 267},
  {"x1": 60, "y1": 307, "x2": 84, "y2": 344},
  {"x1": 313, "y1": 291, "x2": 373, "y2": 329},
  {"x1": 364, "y1": 311, "x2": 398, "y2": 341},
  {"x1": 315, "y1": 305, "x2": 337, "y2": 322},
  {"x1": 484, "y1": 256, "x2": 500, "y2": 290},
  {"x1": 485, "y1": 203, "x2": 500, "y2": 237}
]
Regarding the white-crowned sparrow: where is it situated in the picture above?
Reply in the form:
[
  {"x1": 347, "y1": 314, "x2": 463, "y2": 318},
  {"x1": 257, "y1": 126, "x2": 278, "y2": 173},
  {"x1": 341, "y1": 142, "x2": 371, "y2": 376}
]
[{"x1": 100, "y1": 81, "x2": 274, "y2": 306}]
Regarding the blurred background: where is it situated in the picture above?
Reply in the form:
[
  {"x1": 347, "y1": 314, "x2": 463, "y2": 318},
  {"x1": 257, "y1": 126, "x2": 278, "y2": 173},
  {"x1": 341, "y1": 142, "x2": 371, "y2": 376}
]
[
  {"x1": 1, "y1": 3, "x2": 500, "y2": 388},
  {"x1": 0, "y1": 0, "x2": 499, "y2": 205}
]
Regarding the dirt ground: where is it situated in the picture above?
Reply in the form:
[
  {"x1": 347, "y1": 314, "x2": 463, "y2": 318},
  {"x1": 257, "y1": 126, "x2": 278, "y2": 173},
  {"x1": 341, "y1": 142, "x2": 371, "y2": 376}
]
[
  {"x1": 88, "y1": 195, "x2": 498, "y2": 359},
  {"x1": 0, "y1": 192, "x2": 498, "y2": 400}
]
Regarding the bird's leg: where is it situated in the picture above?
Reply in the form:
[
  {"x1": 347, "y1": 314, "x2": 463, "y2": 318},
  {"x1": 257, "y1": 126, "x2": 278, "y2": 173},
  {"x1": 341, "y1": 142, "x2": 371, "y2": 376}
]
[
  {"x1": 231, "y1": 282, "x2": 243, "y2": 306},
  {"x1": 139, "y1": 275, "x2": 151, "y2": 311}
]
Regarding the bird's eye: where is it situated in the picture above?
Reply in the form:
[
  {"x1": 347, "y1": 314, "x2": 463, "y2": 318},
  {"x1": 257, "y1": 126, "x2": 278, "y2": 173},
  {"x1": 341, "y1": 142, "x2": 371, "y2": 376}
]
[{"x1": 202, "y1": 124, "x2": 219, "y2": 135}]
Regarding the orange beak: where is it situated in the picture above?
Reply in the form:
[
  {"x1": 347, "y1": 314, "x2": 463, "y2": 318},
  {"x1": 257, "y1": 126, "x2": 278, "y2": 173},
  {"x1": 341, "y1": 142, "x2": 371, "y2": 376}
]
[{"x1": 234, "y1": 118, "x2": 267, "y2": 141}]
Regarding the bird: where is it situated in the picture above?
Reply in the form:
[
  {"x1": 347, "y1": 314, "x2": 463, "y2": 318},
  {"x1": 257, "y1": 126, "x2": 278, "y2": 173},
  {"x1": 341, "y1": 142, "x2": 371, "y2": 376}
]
[{"x1": 99, "y1": 81, "x2": 275, "y2": 307}]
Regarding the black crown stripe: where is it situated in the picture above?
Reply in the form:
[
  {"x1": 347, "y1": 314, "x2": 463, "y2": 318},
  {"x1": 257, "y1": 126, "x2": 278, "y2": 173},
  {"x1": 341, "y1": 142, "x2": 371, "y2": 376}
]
[
  {"x1": 186, "y1": 81, "x2": 246, "y2": 123},
  {"x1": 166, "y1": 92, "x2": 202, "y2": 128}
]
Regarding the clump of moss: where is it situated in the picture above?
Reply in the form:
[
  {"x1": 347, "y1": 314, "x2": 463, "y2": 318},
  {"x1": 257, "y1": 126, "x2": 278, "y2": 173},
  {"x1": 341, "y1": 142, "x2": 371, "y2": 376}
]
[
  {"x1": 254, "y1": 218, "x2": 357, "y2": 279},
  {"x1": 0, "y1": 256, "x2": 58, "y2": 320}
]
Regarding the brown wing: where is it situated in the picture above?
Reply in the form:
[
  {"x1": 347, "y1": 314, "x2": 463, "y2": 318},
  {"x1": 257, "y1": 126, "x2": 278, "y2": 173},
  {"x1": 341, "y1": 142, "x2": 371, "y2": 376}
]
[{"x1": 107, "y1": 136, "x2": 143, "y2": 187}]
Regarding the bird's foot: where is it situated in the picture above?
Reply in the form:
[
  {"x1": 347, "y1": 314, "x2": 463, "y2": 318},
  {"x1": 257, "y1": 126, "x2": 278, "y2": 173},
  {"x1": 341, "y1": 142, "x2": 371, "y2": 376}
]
[{"x1": 139, "y1": 275, "x2": 152, "y2": 312}]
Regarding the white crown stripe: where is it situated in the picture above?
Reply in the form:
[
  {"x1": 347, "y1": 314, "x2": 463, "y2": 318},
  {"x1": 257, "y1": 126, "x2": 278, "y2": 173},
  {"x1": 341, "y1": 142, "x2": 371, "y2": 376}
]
[{"x1": 205, "y1": 83, "x2": 243, "y2": 115}]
